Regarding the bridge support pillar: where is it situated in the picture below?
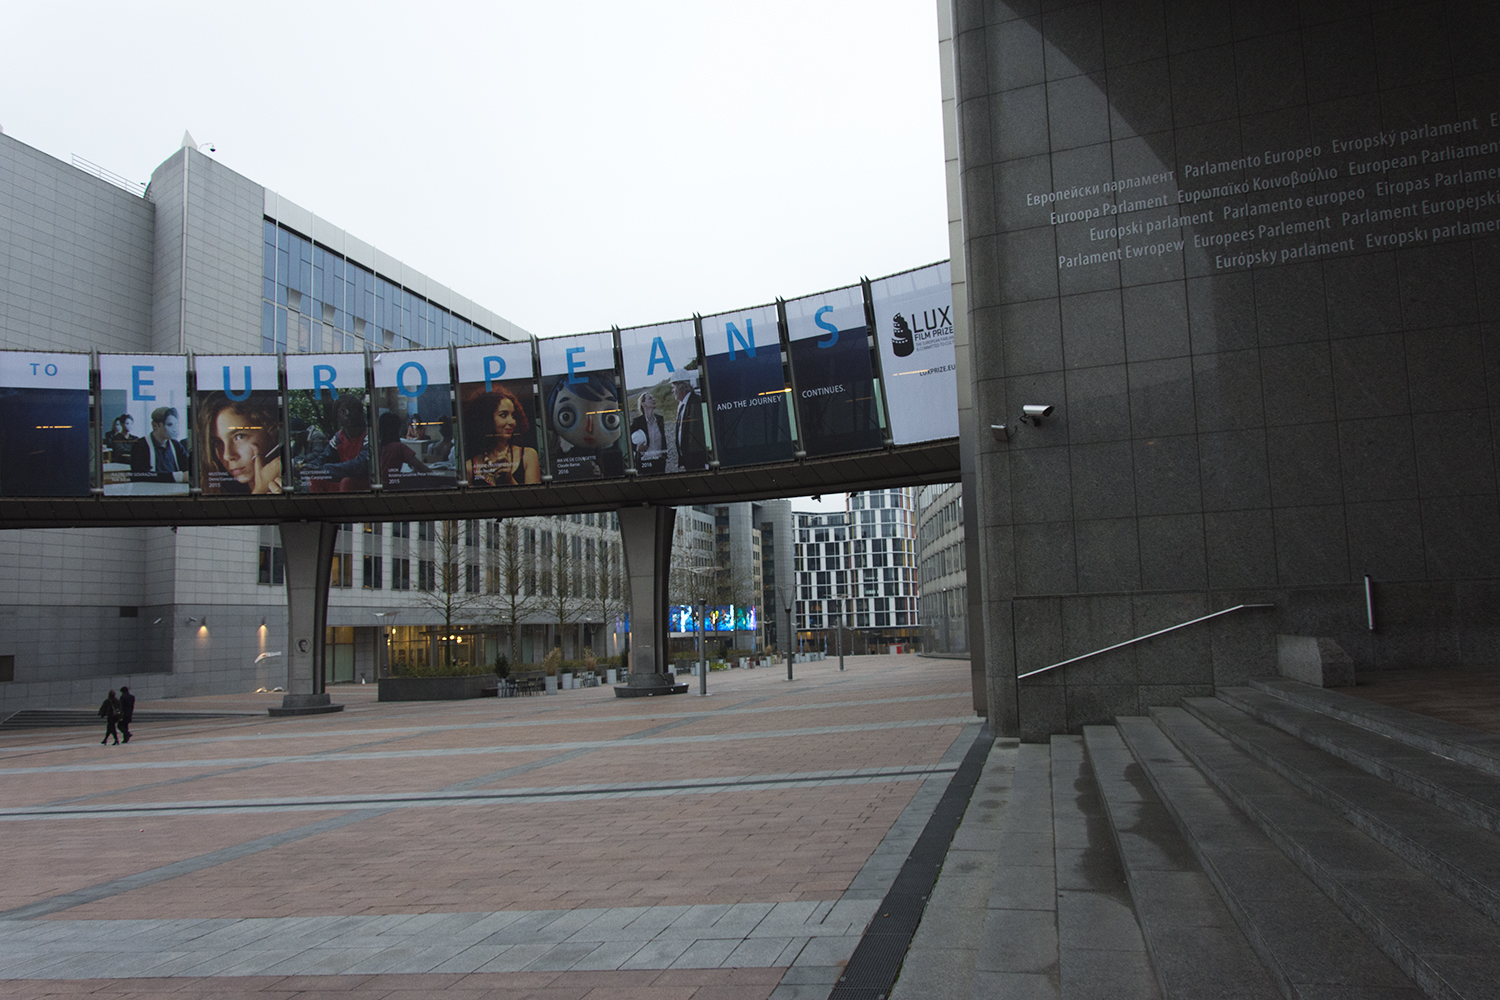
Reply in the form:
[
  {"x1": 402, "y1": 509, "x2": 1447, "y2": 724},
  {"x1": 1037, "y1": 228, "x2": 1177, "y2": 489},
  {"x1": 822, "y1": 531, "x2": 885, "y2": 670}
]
[
  {"x1": 270, "y1": 521, "x2": 344, "y2": 716},
  {"x1": 615, "y1": 505, "x2": 688, "y2": 698}
]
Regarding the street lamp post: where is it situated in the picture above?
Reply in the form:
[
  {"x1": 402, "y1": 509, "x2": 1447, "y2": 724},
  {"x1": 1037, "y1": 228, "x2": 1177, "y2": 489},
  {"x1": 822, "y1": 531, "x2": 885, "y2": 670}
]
[
  {"x1": 834, "y1": 591, "x2": 848, "y2": 672},
  {"x1": 785, "y1": 598, "x2": 794, "y2": 681},
  {"x1": 697, "y1": 599, "x2": 708, "y2": 696},
  {"x1": 690, "y1": 567, "x2": 716, "y2": 696}
]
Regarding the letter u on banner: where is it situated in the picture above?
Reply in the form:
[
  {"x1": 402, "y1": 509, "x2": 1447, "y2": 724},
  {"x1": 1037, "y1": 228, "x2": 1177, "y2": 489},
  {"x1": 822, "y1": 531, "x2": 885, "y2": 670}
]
[{"x1": 223, "y1": 366, "x2": 252, "y2": 401}]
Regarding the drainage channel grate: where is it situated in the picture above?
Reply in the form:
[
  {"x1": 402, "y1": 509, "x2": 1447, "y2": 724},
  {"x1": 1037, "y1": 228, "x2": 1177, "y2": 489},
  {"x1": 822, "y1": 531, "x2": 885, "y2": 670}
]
[{"x1": 828, "y1": 724, "x2": 992, "y2": 1000}]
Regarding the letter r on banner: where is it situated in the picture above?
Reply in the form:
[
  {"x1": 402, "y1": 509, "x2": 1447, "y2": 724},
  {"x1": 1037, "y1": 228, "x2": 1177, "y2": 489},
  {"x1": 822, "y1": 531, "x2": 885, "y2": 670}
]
[{"x1": 312, "y1": 365, "x2": 337, "y2": 399}]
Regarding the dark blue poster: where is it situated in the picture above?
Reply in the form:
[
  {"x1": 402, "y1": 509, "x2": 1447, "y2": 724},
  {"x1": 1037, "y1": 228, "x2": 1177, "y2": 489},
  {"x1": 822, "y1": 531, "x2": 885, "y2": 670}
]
[
  {"x1": 784, "y1": 286, "x2": 883, "y2": 458},
  {"x1": 0, "y1": 352, "x2": 91, "y2": 497},
  {"x1": 700, "y1": 304, "x2": 794, "y2": 468}
]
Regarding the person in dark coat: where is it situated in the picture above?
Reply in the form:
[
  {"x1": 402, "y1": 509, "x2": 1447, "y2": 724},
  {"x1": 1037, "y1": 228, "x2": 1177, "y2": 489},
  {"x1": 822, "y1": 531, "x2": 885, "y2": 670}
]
[
  {"x1": 118, "y1": 685, "x2": 135, "y2": 743},
  {"x1": 98, "y1": 690, "x2": 121, "y2": 745},
  {"x1": 671, "y1": 374, "x2": 707, "y2": 471}
]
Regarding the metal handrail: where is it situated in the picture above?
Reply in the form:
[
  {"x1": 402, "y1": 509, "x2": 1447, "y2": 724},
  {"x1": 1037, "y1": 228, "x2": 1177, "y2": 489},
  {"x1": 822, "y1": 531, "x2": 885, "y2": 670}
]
[{"x1": 1017, "y1": 603, "x2": 1274, "y2": 680}]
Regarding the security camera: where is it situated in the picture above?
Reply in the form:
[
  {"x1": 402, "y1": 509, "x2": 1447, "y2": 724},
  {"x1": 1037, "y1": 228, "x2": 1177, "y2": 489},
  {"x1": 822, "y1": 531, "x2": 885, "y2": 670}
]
[{"x1": 1020, "y1": 404, "x2": 1054, "y2": 426}]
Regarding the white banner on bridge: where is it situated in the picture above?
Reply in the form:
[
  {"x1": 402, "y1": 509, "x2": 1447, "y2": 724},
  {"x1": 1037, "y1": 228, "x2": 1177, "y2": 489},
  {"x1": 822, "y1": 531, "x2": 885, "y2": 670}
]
[{"x1": 870, "y1": 261, "x2": 958, "y2": 446}]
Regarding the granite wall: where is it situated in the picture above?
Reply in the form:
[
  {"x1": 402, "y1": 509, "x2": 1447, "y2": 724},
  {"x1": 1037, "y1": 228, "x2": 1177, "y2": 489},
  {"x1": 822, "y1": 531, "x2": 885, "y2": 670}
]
[{"x1": 950, "y1": 0, "x2": 1500, "y2": 737}]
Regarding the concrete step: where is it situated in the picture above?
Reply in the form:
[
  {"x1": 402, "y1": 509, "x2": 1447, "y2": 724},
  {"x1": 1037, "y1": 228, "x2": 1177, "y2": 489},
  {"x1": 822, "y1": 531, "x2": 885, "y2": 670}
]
[
  {"x1": 1183, "y1": 696, "x2": 1500, "y2": 925},
  {"x1": 1150, "y1": 706, "x2": 1500, "y2": 1000},
  {"x1": 1249, "y1": 677, "x2": 1500, "y2": 778},
  {"x1": 1218, "y1": 686, "x2": 1500, "y2": 835},
  {"x1": 1115, "y1": 716, "x2": 1424, "y2": 1000},
  {"x1": 1083, "y1": 724, "x2": 1280, "y2": 1000},
  {"x1": 1048, "y1": 735, "x2": 1160, "y2": 1000}
]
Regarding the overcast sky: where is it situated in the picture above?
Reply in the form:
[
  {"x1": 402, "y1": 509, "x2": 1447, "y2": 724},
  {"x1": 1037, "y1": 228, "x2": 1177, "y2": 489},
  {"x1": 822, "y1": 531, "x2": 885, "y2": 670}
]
[{"x1": 2, "y1": 2, "x2": 949, "y2": 512}]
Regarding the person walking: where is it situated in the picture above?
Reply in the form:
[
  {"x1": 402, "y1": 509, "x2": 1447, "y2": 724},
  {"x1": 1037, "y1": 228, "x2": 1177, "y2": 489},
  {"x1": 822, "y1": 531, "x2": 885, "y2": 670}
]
[
  {"x1": 98, "y1": 690, "x2": 121, "y2": 745},
  {"x1": 118, "y1": 686, "x2": 135, "y2": 743}
]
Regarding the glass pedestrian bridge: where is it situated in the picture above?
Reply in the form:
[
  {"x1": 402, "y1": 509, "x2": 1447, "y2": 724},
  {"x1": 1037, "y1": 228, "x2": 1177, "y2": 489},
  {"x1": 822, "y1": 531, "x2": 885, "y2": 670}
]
[{"x1": 0, "y1": 262, "x2": 957, "y2": 530}]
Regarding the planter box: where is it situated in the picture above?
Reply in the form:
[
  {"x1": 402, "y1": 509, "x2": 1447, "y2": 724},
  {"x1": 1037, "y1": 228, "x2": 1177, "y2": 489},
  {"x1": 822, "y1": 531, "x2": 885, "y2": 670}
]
[{"x1": 378, "y1": 675, "x2": 496, "y2": 702}]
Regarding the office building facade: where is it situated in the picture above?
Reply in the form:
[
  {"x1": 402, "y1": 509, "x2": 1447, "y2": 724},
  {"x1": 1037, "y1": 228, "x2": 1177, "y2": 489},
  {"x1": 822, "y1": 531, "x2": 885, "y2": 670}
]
[{"x1": 0, "y1": 131, "x2": 630, "y2": 712}]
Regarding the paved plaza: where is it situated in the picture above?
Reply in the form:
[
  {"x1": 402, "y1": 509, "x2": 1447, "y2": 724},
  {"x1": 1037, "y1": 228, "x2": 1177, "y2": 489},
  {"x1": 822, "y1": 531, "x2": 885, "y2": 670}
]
[{"x1": 0, "y1": 654, "x2": 979, "y2": 999}]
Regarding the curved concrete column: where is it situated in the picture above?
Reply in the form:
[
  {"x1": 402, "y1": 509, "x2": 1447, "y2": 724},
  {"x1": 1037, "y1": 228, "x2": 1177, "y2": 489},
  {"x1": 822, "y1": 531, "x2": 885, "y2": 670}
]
[
  {"x1": 615, "y1": 506, "x2": 687, "y2": 697},
  {"x1": 274, "y1": 521, "x2": 342, "y2": 715}
]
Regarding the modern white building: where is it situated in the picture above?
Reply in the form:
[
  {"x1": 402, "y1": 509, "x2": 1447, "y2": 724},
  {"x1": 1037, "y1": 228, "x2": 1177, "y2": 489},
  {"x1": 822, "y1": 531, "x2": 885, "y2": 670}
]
[
  {"x1": 792, "y1": 489, "x2": 921, "y2": 653},
  {"x1": 0, "y1": 131, "x2": 625, "y2": 712}
]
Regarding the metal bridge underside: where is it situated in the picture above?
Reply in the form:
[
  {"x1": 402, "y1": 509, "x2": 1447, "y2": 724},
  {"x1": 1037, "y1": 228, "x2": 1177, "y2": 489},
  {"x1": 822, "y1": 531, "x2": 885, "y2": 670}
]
[{"x1": 0, "y1": 439, "x2": 959, "y2": 529}]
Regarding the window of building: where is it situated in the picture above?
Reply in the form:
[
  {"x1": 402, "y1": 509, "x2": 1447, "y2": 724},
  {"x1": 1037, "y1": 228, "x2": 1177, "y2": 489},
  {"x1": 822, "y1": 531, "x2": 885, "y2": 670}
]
[
  {"x1": 257, "y1": 526, "x2": 284, "y2": 586},
  {"x1": 392, "y1": 557, "x2": 410, "y2": 590},
  {"x1": 363, "y1": 555, "x2": 383, "y2": 590},
  {"x1": 418, "y1": 560, "x2": 435, "y2": 591}
]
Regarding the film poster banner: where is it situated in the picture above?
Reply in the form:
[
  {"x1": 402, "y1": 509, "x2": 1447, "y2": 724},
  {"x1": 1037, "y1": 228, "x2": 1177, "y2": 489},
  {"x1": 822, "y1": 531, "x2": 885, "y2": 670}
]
[
  {"x1": 194, "y1": 355, "x2": 283, "y2": 495},
  {"x1": 372, "y1": 349, "x2": 457, "y2": 491},
  {"x1": 871, "y1": 261, "x2": 958, "y2": 445},
  {"x1": 537, "y1": 332, "x2": 624, "y2": 481},
  {"x1": 99, "y1": 354, "x2": 189, "y2": 496},
  {"x1": 456, "y1": 342, "x2": 540, "y2": 487},
  {"x1": 0, "y1": 352, "x2": 90, "y2": 497},
  {"x1": 784, "y1": 285, "x2": 883, "y2": 458},
  {"x1": 286, "y1": 353, "x2": 370, "y2": 493},
  {"x1": 700, "y1": 305, "x2": 794, "y2": 468},
  {"x1": 619, "y1": 320, "x2": 702, "y2": 475}
]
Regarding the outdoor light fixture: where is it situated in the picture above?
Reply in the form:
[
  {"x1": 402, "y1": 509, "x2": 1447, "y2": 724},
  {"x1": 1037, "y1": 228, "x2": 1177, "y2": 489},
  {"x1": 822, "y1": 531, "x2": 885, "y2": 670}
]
[
  {"x1": 991, "y1": 424, "x2": 1009, "y2": 441},
  {"x1": 185, "y1": 617, "x2": 198, "y2": 625},
  {"x1": 1020, "y1": 404, "x2": 1054, "y2": 426}
]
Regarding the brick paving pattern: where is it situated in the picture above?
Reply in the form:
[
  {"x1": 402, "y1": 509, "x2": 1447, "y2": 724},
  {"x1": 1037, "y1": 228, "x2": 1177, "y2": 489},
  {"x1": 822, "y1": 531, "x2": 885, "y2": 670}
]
[{"x1": 0, "y1": 654, "x2": 975, "y2": 999}]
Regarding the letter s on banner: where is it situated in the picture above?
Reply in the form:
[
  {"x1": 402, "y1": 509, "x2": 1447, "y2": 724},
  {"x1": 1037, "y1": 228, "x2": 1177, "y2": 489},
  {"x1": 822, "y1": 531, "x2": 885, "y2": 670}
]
[{"x1": 813, "y1": 306, "x2": 839, "y2": 349}]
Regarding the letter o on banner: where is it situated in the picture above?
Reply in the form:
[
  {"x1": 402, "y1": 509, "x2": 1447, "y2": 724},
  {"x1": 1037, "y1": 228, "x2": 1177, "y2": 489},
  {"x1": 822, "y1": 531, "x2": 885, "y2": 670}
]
[{"x1": 396, "y1": 361, "x2": 428, "y2": 398}]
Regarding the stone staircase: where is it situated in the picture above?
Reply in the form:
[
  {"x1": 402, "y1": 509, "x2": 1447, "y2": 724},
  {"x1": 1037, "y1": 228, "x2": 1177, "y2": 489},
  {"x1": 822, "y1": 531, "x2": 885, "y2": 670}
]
[{"x1": 893, "y1": 678, "x2": 1500, "y2": 999}]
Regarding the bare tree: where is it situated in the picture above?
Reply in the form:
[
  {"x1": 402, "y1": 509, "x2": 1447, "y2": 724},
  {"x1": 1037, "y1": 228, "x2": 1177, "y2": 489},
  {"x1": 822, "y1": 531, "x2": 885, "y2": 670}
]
[
  {"x1": 542, "y1": 522, "x2": 584, "y2": 657},
  {"x1": 485, "y1": 519, "x2": 546, "y2": 668},
  {"x1": 586, "y1": 517, "x2": 629, "y2": 663},
  {"x1": 412, "y1": 519, "x2": 488, "y2": 670}
]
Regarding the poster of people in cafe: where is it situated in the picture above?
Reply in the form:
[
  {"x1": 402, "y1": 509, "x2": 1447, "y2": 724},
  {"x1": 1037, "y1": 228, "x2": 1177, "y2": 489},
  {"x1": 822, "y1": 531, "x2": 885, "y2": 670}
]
[
  {"x1": 784, "y1": 284, "x2": 883, "y2": 458},
  {"x1": 700, "y1": 304, "x2": 794, "y2": 468},
  {"x1": 99, "y1": 354, "x2": 190, "y2": 495},
  {"x1": 618, "y1": 319, "x2": 704, "y2": 475},
  {"x1": 285, "y1": 353, "x2": 370, "y2": 493},
  {"x1": 456, "y1": 342, "x2": 540, "y2": 487},
  {"x1": 371, "y1": 349, "x2": 457, "y2": 491},
  {"x1": 870, "y1": 261, "x2": 958, "y2": 446},
  {"x1": 194, "y1": 355, "x2": 284, "y2": 495},
  {"x1": 0, "y1": 351, "x2": 91, "y2": 497},
  {"x1": 537, "y1": 331, "x2": 625, "y2": 481}
]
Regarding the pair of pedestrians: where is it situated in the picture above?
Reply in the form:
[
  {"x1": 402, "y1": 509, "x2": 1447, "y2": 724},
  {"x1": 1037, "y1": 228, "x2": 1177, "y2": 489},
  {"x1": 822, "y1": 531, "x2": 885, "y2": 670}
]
[{"x1": 98, "y1": 686, "x2": 135, "y2": 745}]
